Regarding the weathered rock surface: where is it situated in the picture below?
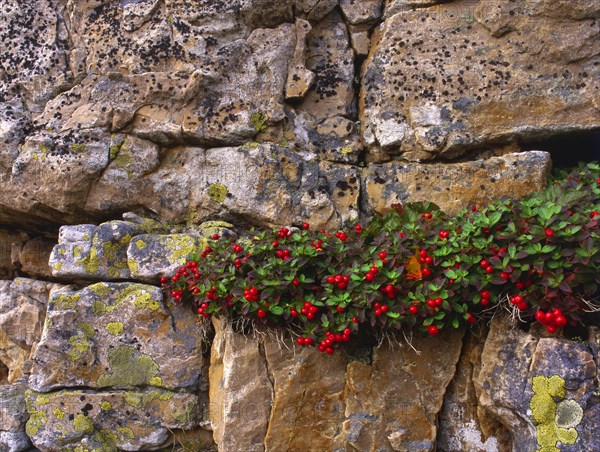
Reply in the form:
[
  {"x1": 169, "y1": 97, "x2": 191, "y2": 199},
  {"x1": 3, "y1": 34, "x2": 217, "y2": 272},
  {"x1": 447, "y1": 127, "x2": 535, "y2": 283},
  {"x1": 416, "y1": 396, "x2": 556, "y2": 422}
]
[
  {"x1": 209, "y1": 319, "x2": 465, "y2": 451},
  {"x1": 474, "y1": 316, "x2": 600, "y2": 452},
  {"x1": 362, "y1": 0, "x2": 600, "y2": 161},
  {"x1": 0, "y1": 379, "x2": 31, "y2": 452},
  {"x1": 25, "y1": 388, "x2": 203, "y2": 451},
  {"x1": 364, "y1": 151, "x2": 551, "y2": 215},
  {"x1": 0, "y1": 278, "x2": 62, "y2": 383},
  {"x1": 209, "y1": 319, "x2": 273, "y2": 452},
  {"x1": 29, "y1": 282, "x2": 204, "y2": 392}
]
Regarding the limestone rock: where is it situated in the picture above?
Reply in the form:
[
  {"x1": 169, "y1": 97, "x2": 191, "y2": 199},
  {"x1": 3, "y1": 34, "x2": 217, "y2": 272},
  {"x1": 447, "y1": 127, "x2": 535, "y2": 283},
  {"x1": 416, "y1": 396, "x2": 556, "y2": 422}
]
[
  {"x1": 363, "y1": 151, "x2": 551, "y2": 216},
  {"x1": 0, "y1": 230, "x2": 27, "y2": 279},
  {"x1": 296, "y1": 0, "x2": 339, "y2": 22},
  {"x1": 0, "y1": 278, "x2": 62, "y2": 383},
  {"x1": 263, "y1": 337, "x2": 347, "y2": 451},
  {"x1": 475, "y1": 315, "x2": 600, "y2": 452},
  {"x1": 0, "y1": 379, "x2": 31, "y2": 452},
  {"x1": 25, "y1": 388, "x2": 202, "y2": 452},
  {"x1": 362, "y1": 1, "x2": 600, "y2": 160},
  {"x1": 340, "y1": 0, "x2": 382, "y2": 25},
  {"x1": 127, "y1": 233, "x2": 205, "y2": 282},
  {"x1": 209, "y1": 319, "x2": 273, "y2": 452},
  {"x1": 29, "y1": 282, "x2": 204, "y2": 392},
  {"x1": 341, "y1": 328, "x2": 464, "y2": 451},
  {"x1": 50, "y1": 221, "x2": 144, "y2": 281},
  {"x1": 12, "y1": 237, "x2": 55, "y2": 279},
  {"x1": 286, "y1": 19, "x2": 316, "y2": 101},
  {"x1": 437, "y1": 327, "x2": 509, "y2": 451}
]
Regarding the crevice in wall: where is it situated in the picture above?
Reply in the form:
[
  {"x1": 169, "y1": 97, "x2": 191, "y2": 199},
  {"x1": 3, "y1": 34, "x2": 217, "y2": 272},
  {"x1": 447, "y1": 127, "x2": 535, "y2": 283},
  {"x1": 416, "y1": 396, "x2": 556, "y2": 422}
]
[{"x1": 521, "y1": 128, "x2": 600, "y2": 168}]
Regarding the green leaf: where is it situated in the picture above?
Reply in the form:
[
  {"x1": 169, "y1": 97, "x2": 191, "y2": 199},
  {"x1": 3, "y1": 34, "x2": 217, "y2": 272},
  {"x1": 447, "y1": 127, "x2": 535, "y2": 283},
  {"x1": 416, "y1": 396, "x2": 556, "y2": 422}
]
[
  {"x1": 269, "y1": 306, "x2": 284, "y2": 315},
  {"x1": 452, "y1": 318, "x2": 460, "y2": 329}
]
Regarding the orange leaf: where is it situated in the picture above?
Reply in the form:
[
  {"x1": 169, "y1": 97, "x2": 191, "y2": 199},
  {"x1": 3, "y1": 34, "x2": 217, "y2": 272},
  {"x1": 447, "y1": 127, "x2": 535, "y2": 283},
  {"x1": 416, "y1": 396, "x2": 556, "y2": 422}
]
[{"x1": 405, "y1": 254, "x2": 422, "y2": 281}]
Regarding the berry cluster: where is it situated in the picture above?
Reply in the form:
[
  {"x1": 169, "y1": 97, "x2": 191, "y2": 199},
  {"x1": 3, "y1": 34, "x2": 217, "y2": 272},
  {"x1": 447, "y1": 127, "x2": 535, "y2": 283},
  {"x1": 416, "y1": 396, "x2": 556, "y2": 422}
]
[{"x1": 162, "y1": 163, "x2": 600, "y2": 352}]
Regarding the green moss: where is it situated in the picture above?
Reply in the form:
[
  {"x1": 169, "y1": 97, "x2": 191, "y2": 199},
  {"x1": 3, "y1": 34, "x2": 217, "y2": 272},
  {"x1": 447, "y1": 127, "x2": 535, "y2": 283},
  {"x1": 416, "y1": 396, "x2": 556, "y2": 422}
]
[
  {"x1": 73, "y1": 414, "x2": 94, "y2": 434},
  {"x1": 97, "y1": 346, "x2": 160, "y2": 388},
  {"x1": 106, "y1": 322, "x2": 124, "y2": 336},
  {"x1": 124, "y1": 389, "x2": 173, "y2": 409},
  {"x1": 52, "y1": 293, "x2": 81, "y2": 310}
]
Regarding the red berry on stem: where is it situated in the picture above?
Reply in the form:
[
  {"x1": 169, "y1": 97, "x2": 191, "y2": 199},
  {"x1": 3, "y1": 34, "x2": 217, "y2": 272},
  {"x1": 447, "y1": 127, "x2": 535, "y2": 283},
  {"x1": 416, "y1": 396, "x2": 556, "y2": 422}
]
[{"x1": 545, "y1": 228, "x2": 555, "y2": 238}]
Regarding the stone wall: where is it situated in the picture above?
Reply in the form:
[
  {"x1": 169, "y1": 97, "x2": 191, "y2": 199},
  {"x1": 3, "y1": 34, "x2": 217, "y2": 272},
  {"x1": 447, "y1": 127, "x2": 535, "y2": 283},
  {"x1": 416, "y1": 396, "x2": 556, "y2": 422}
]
[{"x1": 0, "y1": 0, "x2": 599, "y2": 451}]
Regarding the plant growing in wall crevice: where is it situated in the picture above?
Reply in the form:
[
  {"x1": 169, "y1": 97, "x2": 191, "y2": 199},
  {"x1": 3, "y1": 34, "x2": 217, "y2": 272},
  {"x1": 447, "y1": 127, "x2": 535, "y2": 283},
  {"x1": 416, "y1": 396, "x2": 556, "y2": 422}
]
[{"x1": 163, "y1": 163, "x2": 600, "y2": 353}]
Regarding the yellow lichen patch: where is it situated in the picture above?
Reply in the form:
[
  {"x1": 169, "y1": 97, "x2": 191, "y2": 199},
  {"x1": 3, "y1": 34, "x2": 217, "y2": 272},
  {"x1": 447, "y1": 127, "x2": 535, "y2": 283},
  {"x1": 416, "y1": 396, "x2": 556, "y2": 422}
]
[
  {"x1": 53, "y1": 262, "x2": 63, "y2": 271},
  {"x1": 89, "y1": 282, "x2": 111, "y2": 297},
  {"x1": 35, "y1": 394, "x2": 50, "y2": 405},
  {"x1": 79, "y1": 322, "x2": 96, "y2": 339},
  {"x1": 97, "y1": 346, "x2": 160, "y2": 388},
  {"x1": 53, "y1": 407, "x2": 65, "y2": 420},
  {"x1": 93, "y1": 300, "x2": 108, "y2": 315},
  {"x1": 106, "y1": 322, "x2": 124, "y2": 336},
  {"x1": 207, "y1": 183, "x2": 228, "y2": 203},
  {"x1": 100, "y1": 401, "x2": 112, "y2": 411},
  {"x1": 149, "y1": 376, "x2": 163, "y2": 386},
  {"x1": 70, "y1": 143, "x2": 87, "y2": 153},
  {"x1": 117, "y1": 427, "x2": 134, "y2": 440},
  {"x1": 114, "y1": 285, "x2": 160, "y2": 311},
  {"x1": 76, "y1": 247, "x2": 100, "y2": 274},
  {"x1": 135, "y1": 239, "x2": 147, "y2": 249},
  {"x1": 73, "y1": 414, "x2": 94, "y2": 434},
  {"x1": 530, "y1": 375, "x2": 582, "y2": 452},
  {"x1": 67, "y1": 336, "x2": 90, "y2": 361},
  {"x1": 73, "y1": 245, "x2": 84, "y2": 258},
  {"x1": 51, "y1": 293, "x2": 81, "y2": 310},
  {"x1": 124, "y1": 389, "x2": 173, "y2": 409},
  {"x1": 164, "y1": 235, "x2": 199, "y2": 266}
]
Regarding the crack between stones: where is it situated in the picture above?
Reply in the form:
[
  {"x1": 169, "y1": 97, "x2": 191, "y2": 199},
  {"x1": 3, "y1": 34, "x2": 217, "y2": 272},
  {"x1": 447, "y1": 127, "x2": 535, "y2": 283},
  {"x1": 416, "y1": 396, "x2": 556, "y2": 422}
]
[{"x1": 258, "y1": 340, "x2": 275, "y2": 450}]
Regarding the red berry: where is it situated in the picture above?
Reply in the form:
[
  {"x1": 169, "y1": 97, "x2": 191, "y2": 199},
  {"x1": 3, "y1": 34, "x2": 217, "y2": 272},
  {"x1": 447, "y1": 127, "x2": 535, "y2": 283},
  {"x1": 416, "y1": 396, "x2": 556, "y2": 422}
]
[
  {"x1": 326, "y1": 276, "x2": 335, "y2": 284},
  {"x1": 500, "y1": 272, "x2": 510, "y2": 280},
  {"x1": 297, "y1": 337, "x2": 305, "y2": 346},
  {"x1": 290, "y1": 308, "x2": 298, "y2": 317},
  {"x1": 425, "y1": 256, "x2": 433, "y2": 265},
  {"x1": 365, "y1": 272, "x2": 375, "y2": 282},
  {"x1": 546, "y1": 326, "x2": 557, "y2": 334},
  {"x1": 434, "y1": 298, "x2": 443, "y2": 306},
  {"x1": 422, "y1": 268, "x2": 432, "y2": 277},
  {"x1": 427, "y1": 299, "x2": 436, "y2": 309},
  {"x1": 485, "y1": 266, "x2": 494, "y2": 274},
  {"x1": 409, "y1": 305, "x2": 418, "y2": 315},
  {"x1": 292, "y1": 278, "x2": 300, "y2": 286},
  {"x1": 352, "y1": 316, "x2": 358, "y2": 324},
  {"x1": 535, "y1": 310, "x2": 546, "y2": 323},
  {"x1": 302, "y1": 222, "x2": 310, "y2": 230},
  {"x1": 337, "y1": 282, "x2": 347, "y2": 290},
  {"x1": 379, "y1": 251, "x2": 387, "y2": 260},
  {"x1": 354, "y1": 224, "x2": 362, "y2": 234},
  {"x1": 212, "y1": 233, "x2": 220, "y2": 240},
  {"x1": 427, "y1": 325, "x2": 439, "y2": 336},
  {"x1": 481, "y1": 291, "x2": 491, "y2": 299},
  {"x1": 545, "y1": 228, "x2": 555, "y2": 238},
  {"x1": 555, "y1": 315, "x2": 567, "y2": 328},
  {"x1": 480, "y1": 259, "x2": 489, "y2": 268},
  {"x1": 590, "y1": 211, "x2": 599, "y2": 219},
  {"x1": 467, "y1": 313, "x2": 476, "y2": 323},
  {"x1": 272, "y1": 241, "x2": 279, "y2": 248},
  {"x1": 257, "y1": 309, "x2": 266, "y2": 318},
  {"x1": 480, "y1": 299, "x2": 489, "y2": 306}
]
